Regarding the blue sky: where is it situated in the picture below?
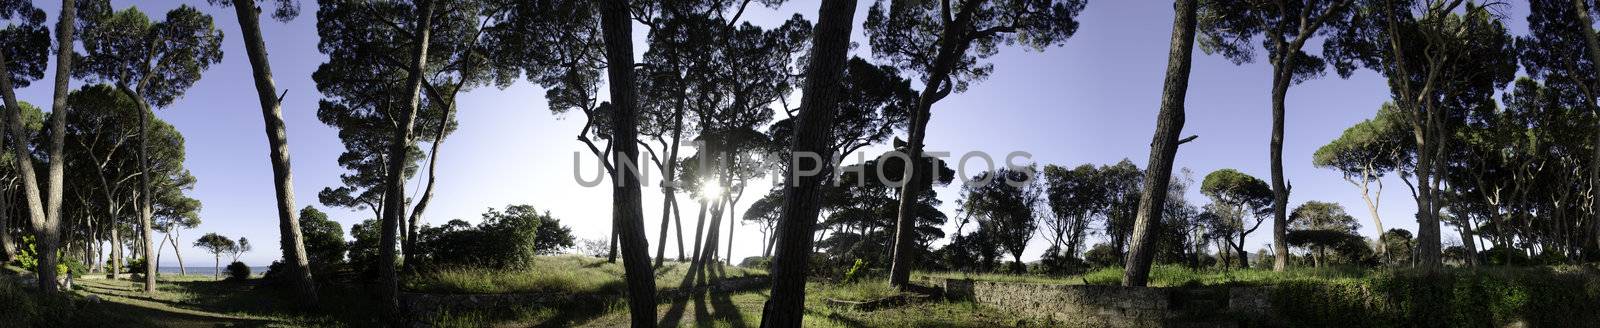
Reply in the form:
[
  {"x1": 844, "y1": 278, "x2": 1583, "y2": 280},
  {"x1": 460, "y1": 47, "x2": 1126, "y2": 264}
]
[{"x1": 10, "y1": 0, "x2": 1531, "y2": 266}]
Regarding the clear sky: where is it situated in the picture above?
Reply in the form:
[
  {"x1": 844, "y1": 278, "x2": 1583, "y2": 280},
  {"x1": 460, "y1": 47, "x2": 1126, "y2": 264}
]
[{"x1": 11, "y1": 0, "x2": 1531, "y2": 266}]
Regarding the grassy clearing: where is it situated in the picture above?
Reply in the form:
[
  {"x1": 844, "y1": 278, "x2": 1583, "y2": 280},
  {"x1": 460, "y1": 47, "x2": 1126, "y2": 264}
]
[
  {"x1": 403, "y1": 255, "x2": 767, "y2": 294},
  {"x1": 71, "y1": 275, "x2": 361, "y2": 327}
]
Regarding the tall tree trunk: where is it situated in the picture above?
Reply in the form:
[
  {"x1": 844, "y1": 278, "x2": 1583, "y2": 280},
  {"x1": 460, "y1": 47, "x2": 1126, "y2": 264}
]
[
  {"x1": 233, "y1": 0, "x2": 318, "y2": 304},
  {"x1": 1269, "y1": 65, "x2": 1291, "y2": 272},
  {"x1": 170, "y1": 233, "x2": 186, "y2": 275},
  {"x1": 656, "y1": 100, "x2": 686, "y2": 266},
  {"x1": 888, "y1": 0, "x2": 979, "y2": 289},
  {"x1": 597, "y1": 0, "x2": 659, "y2": 325},
  {"x1": 759, "y1": 0, "x2": 856, "y2": 326},
  {"x1": 674, "y1": 196, "x2": 686, "y2": 261},
  {"x1": 691, "y1": 198, "x2": 708, "y2": 263},
  {"x1": 406, "y1": 99, "x2": 453, "y2": 272},
  {"x1": 607, "y1": 223, "x2": 619, "y2": 262},
  {"x1": 0, "y1": 186, "x2": 11, "y2": 264},
  {"x1": 155, "y1": 234, "x2": 166, "y2": 277},
  {"x1": 1122, "y1": 0, "x2": 1196, "y2": 287},
  {"x1": 727, "y1": 190, "x2": 739, "y2": 265},
  {"x1": 0, "y1": 0, "x2": 75, "y2": 295},
  {"x1": 137, "y1": 99, "x2": 157, "y2": 292},
  {"x1": 214, "y1": 254, "x2": 220, "y2": 281},
  {"x1": 109, "y1": 224, "x2": 120, "y2": 279},
  {"x1": 378, "y1": 0, "x2": 434, "y2": 316}
]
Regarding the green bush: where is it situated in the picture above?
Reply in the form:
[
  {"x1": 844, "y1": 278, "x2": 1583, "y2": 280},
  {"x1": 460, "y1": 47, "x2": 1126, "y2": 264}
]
[
  {"x1": 1268, "y1": 267, "x2": 1600, "y2": 328},
  {"x1": 226, "y1": 261, "x2": 251, "y2": 281}
]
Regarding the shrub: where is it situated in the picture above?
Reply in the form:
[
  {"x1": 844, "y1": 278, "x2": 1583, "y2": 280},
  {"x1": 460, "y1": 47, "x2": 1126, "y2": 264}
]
[
  {"x1": 738, "y1": 256, "x2": 770, "y2": 269},
  {"x1": 412, "y1": 205, "x2": 577, "y2": 270},
  {"x1": 226, "y1": 261, "x2": 251, "y2": 281},
  {"x1": 1034, "y1": 248, "x2": 1087, "y2": 275},
  {"x1": 1083, "y1": 243, "x2": 1120, "y2": 268}
]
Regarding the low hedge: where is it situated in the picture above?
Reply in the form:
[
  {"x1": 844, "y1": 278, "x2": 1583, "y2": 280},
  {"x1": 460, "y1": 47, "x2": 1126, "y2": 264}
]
[{"x1": 1268, "y1": 266, "x2": 1600, "y2": 327}]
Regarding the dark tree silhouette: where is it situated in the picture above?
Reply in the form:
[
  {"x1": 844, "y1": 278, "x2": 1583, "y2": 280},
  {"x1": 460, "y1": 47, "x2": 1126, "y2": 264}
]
[
  {"x1": 596, "y1": 0, "x2": 657, "y2": 325},
  {"x1": 865, "y1": 0, "x2": 1088, "y2": 288},
  {"x1": 760, "y1": 0, "x2": 857, "y2": 326},
  {"x1": 1124, "y1": 0, "x2": 1198, "y2": 287}
]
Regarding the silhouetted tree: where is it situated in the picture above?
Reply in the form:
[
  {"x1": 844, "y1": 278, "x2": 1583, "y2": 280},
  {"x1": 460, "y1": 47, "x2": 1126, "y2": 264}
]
[
  {"x1": 866, "y1": 0, "x2": 1089, "y2": 289},
  {"x1": 760, "y1": 0, "x2": 857, "y2": 326}
]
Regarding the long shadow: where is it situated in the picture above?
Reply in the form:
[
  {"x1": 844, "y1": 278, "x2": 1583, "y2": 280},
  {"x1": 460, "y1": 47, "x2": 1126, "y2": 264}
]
[
  {"x1": 658, "y1": 287, "x2": 696, "y2": 326},
  {"x1": 706, "y1": 289, "x2": 746, "y2": 327}
]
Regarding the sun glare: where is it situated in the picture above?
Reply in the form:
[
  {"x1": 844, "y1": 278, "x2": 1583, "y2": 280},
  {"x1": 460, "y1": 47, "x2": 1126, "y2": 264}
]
[{"x1": 701, "y1": 180, "x2": 725, "y2": 198}]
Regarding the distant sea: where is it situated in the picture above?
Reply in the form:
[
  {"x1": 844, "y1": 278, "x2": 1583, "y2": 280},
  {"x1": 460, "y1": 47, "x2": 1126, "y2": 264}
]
[{"x1": 154, "y1": 266, "x2": 268, "y2": 276}]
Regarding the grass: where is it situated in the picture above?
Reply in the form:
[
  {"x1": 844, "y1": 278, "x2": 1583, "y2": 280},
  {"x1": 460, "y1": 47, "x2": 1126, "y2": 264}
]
[
  {"x1": 814, "y1": 279, "x2": 901, "y2": 302},
  {"x1": 403, "y1": 255, "x2": 767, "y2": 294},
  {"x1": 570, "y1": 283, "x2": 1026, "y2": 327},
  {"x1": 70, "y1": 275, "x2": 364, "y2": 327},
  {"x1": 919, "y1": 264, "x2": 1375, "y2": 287}
]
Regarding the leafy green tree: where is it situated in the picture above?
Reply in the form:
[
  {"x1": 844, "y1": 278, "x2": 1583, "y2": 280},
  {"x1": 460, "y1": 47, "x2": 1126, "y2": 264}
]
[
  {"x1": 193, "y1": 233, "x2": 236, "y2": 280},
  {"x1": 866, "y1": 0, "x2": 1089, "y2": 288},
  {"x1": 0, "y1": 0, "x2": 77, "y2": 294},
  {"x1": 207, "y1": 0, "x2": 318, "y2": 304},
  {"x1": 963, "y1": 166, "x2": 1041, "y2": 273},
  {"x1": 75, "y1": 0, "x2": 224, "y2": 292},
  {"x1": 297, "y1": 206, "x2": 346, "y2": 269},
  {"x1": 1314, "y1": 103, "x2": 1410, "y2": 257},
  {"x1": 1124, "y1": 0, "x2": 1200, "y2": 287},
  {"x1": 1198, "y1": 0, "x2": 1356, "y2": 271},
  {"x1": 1042, "y1": 164, "x2": 1102, "y2": 259},
  {"x1": 1286, "y1": 201, "x2": 1360, "y2": 267},
  {"x1": 1200, "y1": 169, "x2": 1272, "y2": 268},
  {"x1": 1325, "y1": 0, "x2": 1517, "y2": 270}
]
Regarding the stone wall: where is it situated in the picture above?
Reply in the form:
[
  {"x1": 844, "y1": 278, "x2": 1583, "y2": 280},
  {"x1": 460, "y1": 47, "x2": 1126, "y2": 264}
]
[{"x1": 938, "y1": 278, "x2": 1274, "y2": 327}]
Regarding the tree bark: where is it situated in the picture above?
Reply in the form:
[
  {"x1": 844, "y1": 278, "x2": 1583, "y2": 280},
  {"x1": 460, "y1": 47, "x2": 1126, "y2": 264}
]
[
  {"x1": 1122, "y1": 0, "x2": 1196, "y2": 287},
  {"x1": 378, "y1": 0, "x2": 434, "y2": 316},
  {"x1": 136, "y1": 97, "x2": 158, "y2": 292},
  {"x1": 759, "y1": 0, "x2": 856, "y2": 326},
  {"x1": 597, "y1": 0, "x2": 659, "y2": 325},
  {"x1": 232, "y1": 0, "x2": 318, "y2": 304}
]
